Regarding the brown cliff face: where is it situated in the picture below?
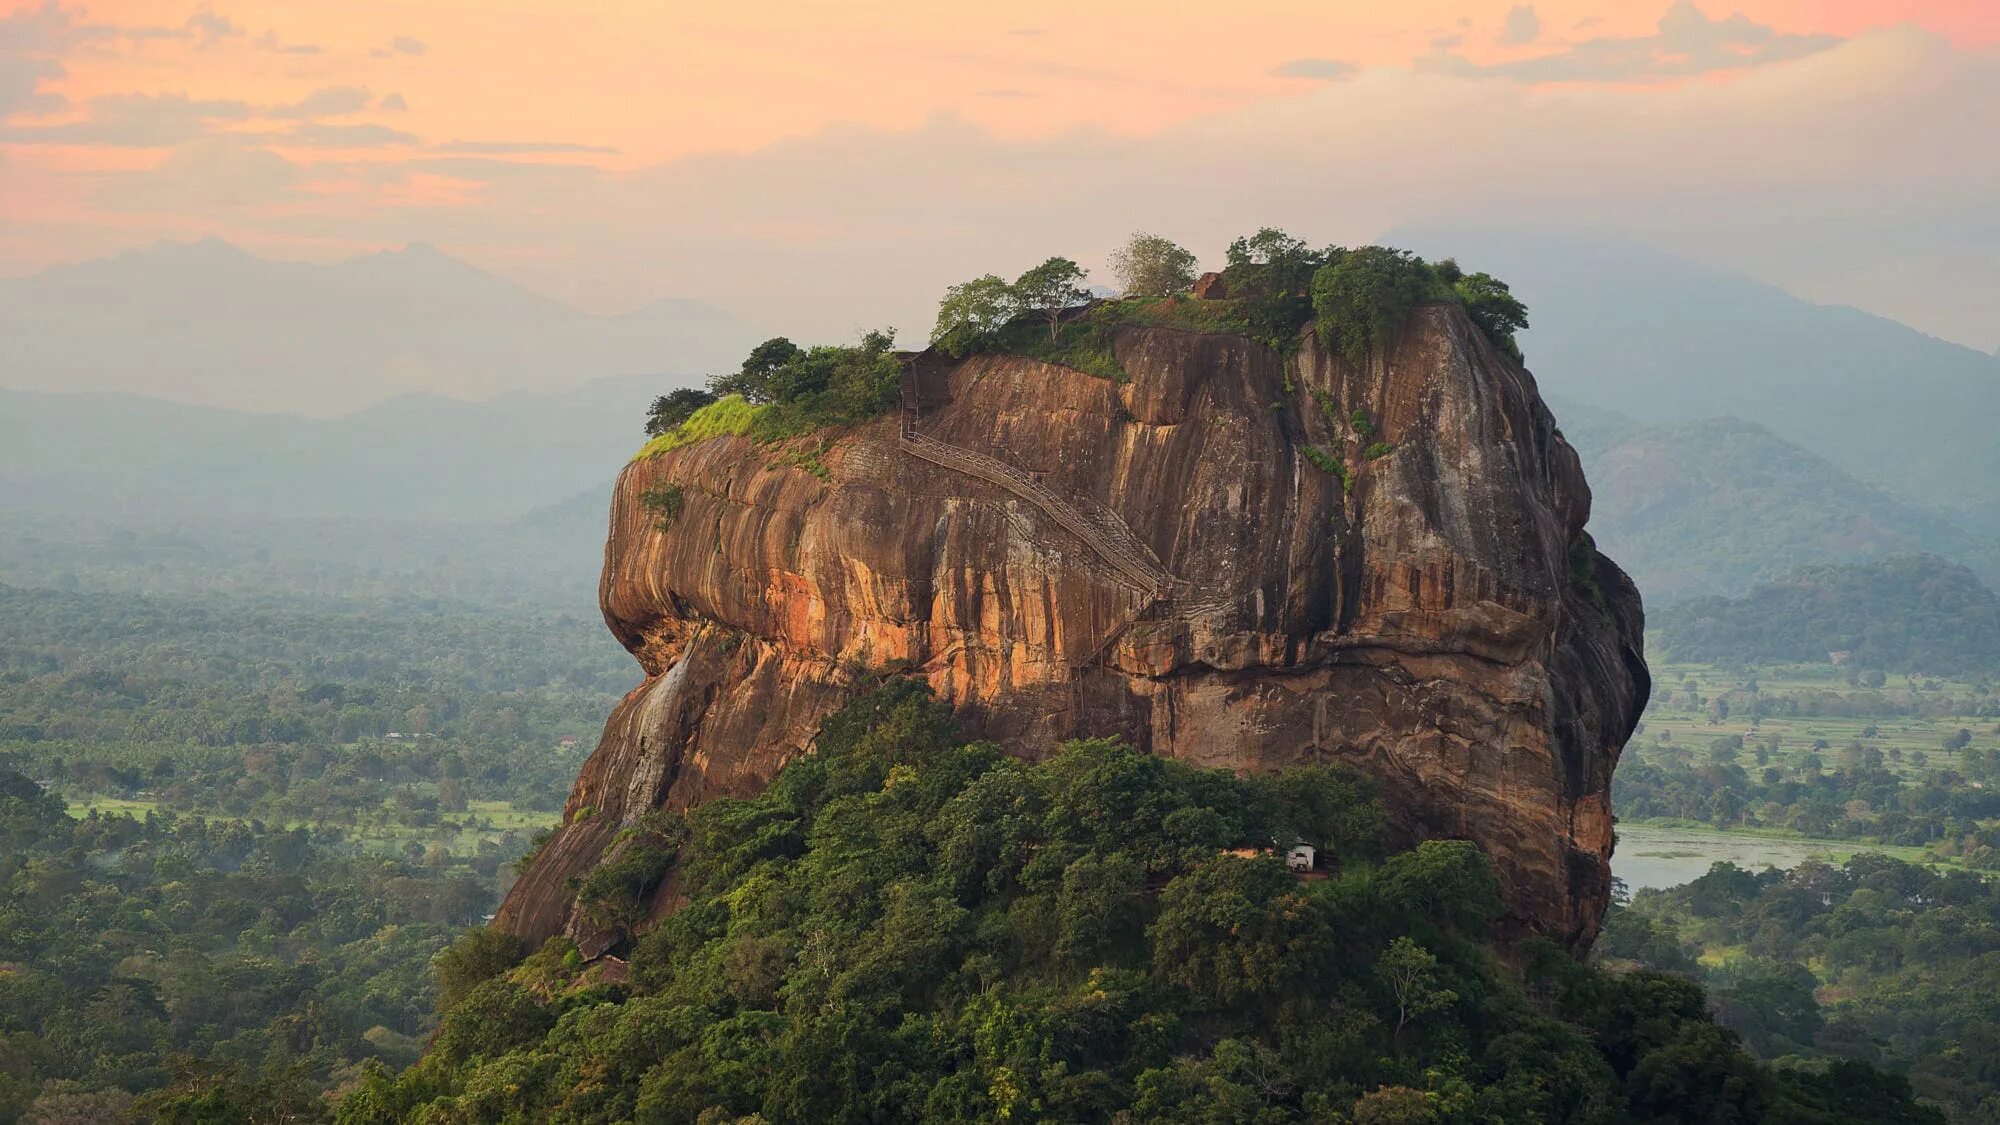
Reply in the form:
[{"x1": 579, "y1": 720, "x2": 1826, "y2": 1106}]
[{"x1": 496, "y1": 304, "x2": 1649, "y2": 952}]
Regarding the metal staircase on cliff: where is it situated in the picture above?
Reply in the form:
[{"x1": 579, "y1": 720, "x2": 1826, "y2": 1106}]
[
  {"x1": 898, "y1": 403, "x2": 1175, "y2": 600},
  {"x1": 899, "y1": 388, "x2": 1184, "y2": 737}
]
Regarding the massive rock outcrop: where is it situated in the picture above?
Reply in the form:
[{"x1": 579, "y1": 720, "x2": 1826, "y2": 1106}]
[{"x1": 497, "y1": 304, "x2": 1649, "y2": 952}]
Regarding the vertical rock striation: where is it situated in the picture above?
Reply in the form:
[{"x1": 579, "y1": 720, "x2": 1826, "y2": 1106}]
[{"x1": 497, "y1": 304, "x2": 1649, "y2": 952}]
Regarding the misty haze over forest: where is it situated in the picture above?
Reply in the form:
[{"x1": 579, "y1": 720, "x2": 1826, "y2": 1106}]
[
  {"x1": 5, "y1": 2, "x2": 2000, "y2": 1121},
  {"x1": 5, "y1": 225, "x2": 1996, "y2": 607}
]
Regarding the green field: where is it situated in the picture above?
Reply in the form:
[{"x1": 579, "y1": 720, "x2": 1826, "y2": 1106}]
[
  {"x1": 1615, "y1": 659, "x2": 2000, "y2": 872},
  {"x1": 1638, "y1": 660, "x2": 1994, "y2": 779},
  {"x1": 66, "y1": 790, "x2": 561, "y2": 860}
]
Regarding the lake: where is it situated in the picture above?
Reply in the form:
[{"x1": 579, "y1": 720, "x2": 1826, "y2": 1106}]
[{"x1": 1611, "y1": 823, "x2": 1855, "y2": 891}]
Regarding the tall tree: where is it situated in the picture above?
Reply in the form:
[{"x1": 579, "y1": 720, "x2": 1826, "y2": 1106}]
[
  {"x1": 1108, "y1": 232, "x2": 1198, "y2": 297},
  {"x1": 1013, "y1": 257, "x2": 1091, "y2": 342},
  {"x1": 930, "y1": 274, "x2": 1017, "y2": 357},
  {"x1": 1311, "y1": 246, "x2": 1437, "y2": 364},
  {"x1": 707, "y1": 337, "x2": 802, "y2": 403},
  {"x1": 1450, "y1": 271, "x2": 1530, "y2": 361},
  {"x1": 1376, "y1": 937, "x2": 1457, "y2": 1044},
  {"x1": 1222, "y1": 228, "x2": 1326, "y2": 298}
]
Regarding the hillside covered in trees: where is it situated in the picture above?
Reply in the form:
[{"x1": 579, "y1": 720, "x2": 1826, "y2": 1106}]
[
  {"x1": 343, "y1": 685, "x2": 1934, "y2": 1124},
  {"x1": 0, "y1": 769, "x2": 494, "y2": 1122},
  {"x1": 1551, "y1": 412, "x2": 2000, "y2": 603},
  {"x1": 1603, "y1": 854, "x2": 2000, "y2": 1123},
  {"x1": 1652, "y1": 556, "x2": 2000, "y2": 675}
]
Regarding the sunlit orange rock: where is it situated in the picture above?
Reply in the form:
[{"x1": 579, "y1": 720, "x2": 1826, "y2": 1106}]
[{"x1": 497, "y1": 304, "x2": 1649, "y2": 953}]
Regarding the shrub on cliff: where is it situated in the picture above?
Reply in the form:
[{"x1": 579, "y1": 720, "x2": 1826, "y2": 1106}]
[
  {"x1": 745, "y1": 328, "x2": 902, "y2": 441},
  {"x1": 1222, "y1": 227, "x2": 1326, "y2": 301},
  {"x1": 1303, "y1": 245, "x2": 1530, "y2": 365},
  {"x1": 1441, "y1": 261, "x2": 1530, "y2": 362},
  {"x1": 931, "y1": 265, "x2": 1124, "y2": 379},
  {"x1": 707, "y1": 336, "x2": 804, "y2": 404},
  {"x1": 642, "y1": 387, "x2": 718, "y2": 436},
  {"x1": 639, "y1": 332, "x2": 901, "y2": 458},
  {"x1": 344, "y1": 684, "x2": 1933, "y2": 1124},
  {"x1": 929, "y1": 260, "x2": 1089, "y2": 353},
  {"x1": 1311, "y1": 246, "x2": 1442, "y2": 364},
  {"x1": 1221, "y1": 227, "x2": 1329, "y2": 348},
  {"x1": 633, "y1": 393, "x2": 762, "y2": 459}
]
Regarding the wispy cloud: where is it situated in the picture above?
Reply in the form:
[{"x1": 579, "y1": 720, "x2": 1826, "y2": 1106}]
[
  {"x1": 2, "y1": 92, "x2": 252, "y2": 145},
  {"x1": 1423, "y1": 1, "x2": 1839, "y2": 82},
  {"x1": 1499, "y1": 5, "x2": 1542, "y2": 47},
  {"x1": 1271, "y1": 57, "x2": 1359, "y2": 81},
  {"x1": 432, "y1": 139, "x2": 618, "y2": 155},
  {"x1": 271, "y1": 86, "x2": 372, "y2": 119},
  {"x1": 274, "y1": 122, "x2": 419, "y2": 148},
  {"x1": 5, "y1": 84, "x2": 404, "y2": 147},
  {"x1": 184, "y1": 11, "x2": 242, "y2": 46},
  {"x1": 251, "y1": 29, "x2": 321, "y2": 54},
  {"x1": 1, "y1": 1, "x2": 91, "y2": 116},
  {"x1": 95, "y1": 136, "x2": 301, "y2": 212}
]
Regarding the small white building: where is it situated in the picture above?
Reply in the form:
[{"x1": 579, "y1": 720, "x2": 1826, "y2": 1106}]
[{"x1": 1286, "y1": 844, "x2": 1316, "y2": 873}]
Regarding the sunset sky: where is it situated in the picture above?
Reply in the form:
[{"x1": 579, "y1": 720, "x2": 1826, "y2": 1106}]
[{"x1": 4, "y1": 0, "x2": 1996, "y2": 350}]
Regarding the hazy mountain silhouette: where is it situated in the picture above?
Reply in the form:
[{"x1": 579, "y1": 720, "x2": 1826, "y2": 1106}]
[
  {"x1": 10, "y1": 229, "x2": 1998, "y2": 605},
  {"x1": 0, "y1": 376, "x2": 660, "y2": 521},
  {"x1": 0, "y1": 238, "x2": 760, "y2": 416},
  {"x1": 1553, "y1": 400, "x2": 1997, "y2": 602},
  {"x1": 1390, "y1": 226, "x2": 2000, "y2": 538}
]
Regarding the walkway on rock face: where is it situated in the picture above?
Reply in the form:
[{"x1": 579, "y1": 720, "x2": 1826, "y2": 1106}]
[{"x1": 899, "y1": 414, "x2": 1175, "y2": 599}]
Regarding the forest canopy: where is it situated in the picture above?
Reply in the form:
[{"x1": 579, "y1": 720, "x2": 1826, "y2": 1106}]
[
  {"x1": 927, "y1": 230, "x2": 1528, "y2": 370},
  {"x1": 339, "y1": 683, "x2": 1931, "y2": 1124},
  {"x1": 1654, "y1": 555, "x2": 2000, "y2": 675},
  {"x1": 639, "y1": 231, "x2": 1529, "y2": 456}
]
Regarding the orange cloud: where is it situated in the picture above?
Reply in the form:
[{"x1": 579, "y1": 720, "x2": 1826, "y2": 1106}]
[
  {"x1": 6, "y1": 0, "x2": 1968, "y2": 170},
  {"x1": 1, "y1": 0, "x2": 1992, "y2": 299}
]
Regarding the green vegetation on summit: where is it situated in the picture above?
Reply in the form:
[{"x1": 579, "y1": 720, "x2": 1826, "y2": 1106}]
[
  {"x1": 634, "y1": 230, "x2": 1529, "y2": 462},
  {"x1": 638, "y1": 330, "x2": 902, "y2": 460},
  {"x1": 930, "y1": 230, "x2": 1529, "y2": 370}
]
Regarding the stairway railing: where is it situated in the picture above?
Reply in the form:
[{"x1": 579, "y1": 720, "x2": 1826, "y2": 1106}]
[
  {"x1": 898, "y1": 374, "x2": 1183, "y2": 730},
  {"x1": 899, "y1": 426, "x2": 1171, "y2": 597}
]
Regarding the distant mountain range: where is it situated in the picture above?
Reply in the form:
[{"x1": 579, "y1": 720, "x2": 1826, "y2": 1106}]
[
  {"x1": 1651, "y1": 554, "x2": 2000, "y2": 675},
  {"x1": 5, "y1": 230, "x2": 1997, "y2": 608},
  {"x1": 1391, "y1": 227, "x2": 2000, "y2": 541},
  {"x1": 0, "y1": 376, "x2": 654, "y2": 521},
  {"x1": 1553, "y1": 402, "x2": 1999, "y2": 601},
  {"x1": 0, "y1": 238, "x2": 760, "y2": 416},
  {"x1": 0, "y1": 495, "x2": 614, "y2": 611}
]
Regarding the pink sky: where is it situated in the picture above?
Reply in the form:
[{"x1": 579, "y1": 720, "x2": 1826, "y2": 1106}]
[{"x1": 3, "y1": 0, "x2": 1996, "y2": 348}]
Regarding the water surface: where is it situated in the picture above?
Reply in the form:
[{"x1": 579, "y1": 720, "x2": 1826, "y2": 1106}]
[{"x1": 1611, "y1": 823, "x2": 1851, "y2": 891}]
